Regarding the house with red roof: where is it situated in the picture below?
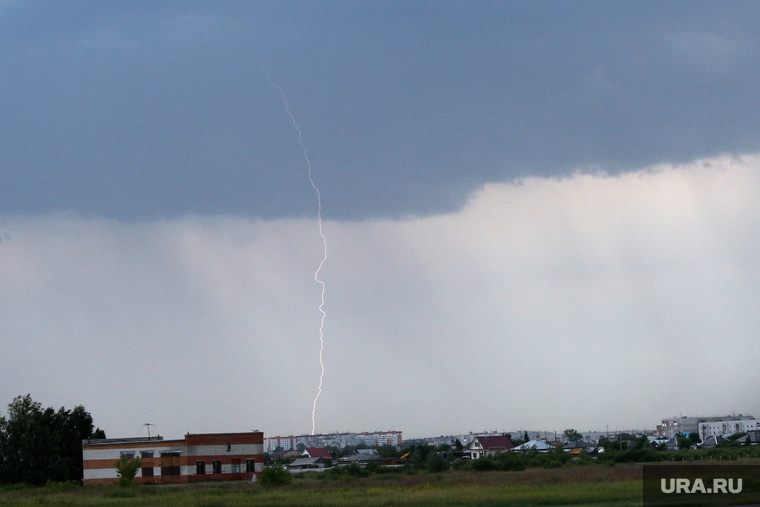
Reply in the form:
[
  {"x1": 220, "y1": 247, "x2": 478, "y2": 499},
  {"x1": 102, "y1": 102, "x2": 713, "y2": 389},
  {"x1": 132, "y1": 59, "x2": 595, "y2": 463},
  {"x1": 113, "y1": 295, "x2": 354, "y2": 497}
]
[
  {"x1": 467, "y1": 435, "x2": 515, "y2": 459},
  {"x1": 302, "y1": 448, "x2": 333, "y2": 460}
]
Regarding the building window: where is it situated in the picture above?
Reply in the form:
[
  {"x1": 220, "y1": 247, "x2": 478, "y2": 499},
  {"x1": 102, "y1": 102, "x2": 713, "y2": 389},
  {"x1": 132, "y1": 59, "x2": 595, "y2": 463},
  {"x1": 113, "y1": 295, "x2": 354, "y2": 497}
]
[
  {"x1": 246, "y1": 459, "x2": 255, "y2": 473},
  {"x1": 120, "y1": 451, "x2": 135, "y2": 459},
  {"x1": 231, "y1": 459, "x2": 240, "y2": 473},
  {"x1": 196, "y1": 461, "x2": 205, "y2": 475},
  {"x1": 140, "y1": 450, "x2": 154, "y2": 458},
  {"x1": 160, "y1": 451, "x2": 181, "y2": 476},
  {"x1": 142, "y1": 465, "x2": 154, "y2": 477},
  {"x1": 213, "y1": 461, "x2": 222, "y2": 474}
]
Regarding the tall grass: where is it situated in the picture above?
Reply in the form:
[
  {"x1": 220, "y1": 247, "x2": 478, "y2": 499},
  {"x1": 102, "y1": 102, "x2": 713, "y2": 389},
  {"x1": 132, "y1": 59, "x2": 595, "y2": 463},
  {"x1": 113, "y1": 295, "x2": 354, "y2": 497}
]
[{"x1": 0, "y1": 466, "x2": 643, "y2": 507}]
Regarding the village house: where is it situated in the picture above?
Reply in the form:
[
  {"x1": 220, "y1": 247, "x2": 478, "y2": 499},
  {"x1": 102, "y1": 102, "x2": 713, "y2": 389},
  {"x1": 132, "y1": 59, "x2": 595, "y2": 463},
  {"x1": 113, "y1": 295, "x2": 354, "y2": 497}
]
[
  {"x1": 511, "y1": 439, "x2": 556, "y2": 452},
  {"x1": 303, "y1": 448, "x2": 333, "y2": 460},
  {"x1": 287, "y1": 457, "x2": 326, "y2": 470},
  {"x1": 467, "y1": 435, "x2": 515, "y2": 459}
]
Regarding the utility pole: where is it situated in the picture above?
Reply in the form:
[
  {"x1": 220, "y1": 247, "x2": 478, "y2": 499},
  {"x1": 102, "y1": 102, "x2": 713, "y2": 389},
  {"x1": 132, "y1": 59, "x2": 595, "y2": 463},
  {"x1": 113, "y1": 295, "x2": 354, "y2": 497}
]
[{"x1": 144, "y1": 423, "x2": 153, "y2": 439}]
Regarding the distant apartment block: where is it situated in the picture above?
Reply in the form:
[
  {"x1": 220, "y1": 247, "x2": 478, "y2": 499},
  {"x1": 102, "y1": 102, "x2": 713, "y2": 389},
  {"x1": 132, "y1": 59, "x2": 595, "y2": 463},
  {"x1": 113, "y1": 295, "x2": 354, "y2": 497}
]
[
  {"x1": 82, "y1": 432, "x2": 263, "y2": 485},
  {"x1": 699, "y1": 417, "x2": 758, "y2": 441},
  {"x1": 423, "y1": 434, "x2": 475, "y2": 447},
  {"x1": 264, "y1": 430, "x2": 402, "y2": 452},
  {"x1": 581, "y1": 430, "x2": 655, "y2": 443},
  {"x1": 421, "y1": 431, "x2": 522, "y2": 448},
  {"x1": 662, "y1": 415, "x2": 755, "y2": 439}
]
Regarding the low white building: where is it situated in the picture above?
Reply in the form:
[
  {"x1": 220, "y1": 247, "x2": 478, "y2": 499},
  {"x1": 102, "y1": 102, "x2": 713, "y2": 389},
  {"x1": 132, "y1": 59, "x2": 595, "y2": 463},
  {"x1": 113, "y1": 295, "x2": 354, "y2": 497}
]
[
  {"x1": 699, "y1": 418, "x2": 757, "y2": 441},
  {"x1": 82, "y1": 432, "x2": 264, "y2": 485}
]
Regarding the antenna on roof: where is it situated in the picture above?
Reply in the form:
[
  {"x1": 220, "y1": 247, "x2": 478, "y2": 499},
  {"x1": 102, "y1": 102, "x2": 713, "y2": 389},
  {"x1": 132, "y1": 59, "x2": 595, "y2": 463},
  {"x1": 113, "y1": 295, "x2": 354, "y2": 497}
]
[{"x1": 144, "y1": 423, "x2": 153, "y2": 439}]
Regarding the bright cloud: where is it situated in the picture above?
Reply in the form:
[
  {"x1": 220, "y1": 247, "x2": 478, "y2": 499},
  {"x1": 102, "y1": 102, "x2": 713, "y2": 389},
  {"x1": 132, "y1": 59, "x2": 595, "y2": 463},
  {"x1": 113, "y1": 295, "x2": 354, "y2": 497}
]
[{"x1": 1, "y1": 154, "x2": 759, "y2": 438}]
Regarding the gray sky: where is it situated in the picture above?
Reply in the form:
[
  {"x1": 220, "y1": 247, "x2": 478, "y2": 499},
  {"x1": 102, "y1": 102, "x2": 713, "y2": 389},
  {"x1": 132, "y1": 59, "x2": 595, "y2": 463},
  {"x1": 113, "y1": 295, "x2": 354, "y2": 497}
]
[{"x1": 1, "y1": 1, "x2": 759, "y2": 439}]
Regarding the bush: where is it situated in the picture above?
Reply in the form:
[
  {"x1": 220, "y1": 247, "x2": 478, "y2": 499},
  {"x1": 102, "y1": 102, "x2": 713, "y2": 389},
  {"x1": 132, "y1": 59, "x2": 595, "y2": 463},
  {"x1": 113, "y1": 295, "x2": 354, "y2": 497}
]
[
  {"x1": 114, "y1": 456, "x2": 141, "y2": 487},
  {"x1": 599, "y1": 447, "x2": 663, "y2": 464},
  {"x1": 496, "y1": 452, "x2": 528, "y2": 471},
  {"x1": 426, "y1": 454, "x2": 449, "y2": 473},
  {"x1": 261, "y1": 464, "x2": 292, "y2": 486},
  {"x1": 324, "y1": 463, "x2": 371, "y2": 479},
  {"x1": 574, "y1": 450, "x2": 594, "y2": 465},
  {"x1": 471, "y1": 457, "x2": 499, "y2": 471}
]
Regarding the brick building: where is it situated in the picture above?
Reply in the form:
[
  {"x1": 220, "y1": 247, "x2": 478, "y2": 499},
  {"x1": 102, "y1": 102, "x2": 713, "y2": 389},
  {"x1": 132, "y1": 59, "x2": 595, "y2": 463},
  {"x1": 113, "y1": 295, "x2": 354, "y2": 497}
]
[{"x1": 82, "y1": 431, "x2": 263, "y2": 485}]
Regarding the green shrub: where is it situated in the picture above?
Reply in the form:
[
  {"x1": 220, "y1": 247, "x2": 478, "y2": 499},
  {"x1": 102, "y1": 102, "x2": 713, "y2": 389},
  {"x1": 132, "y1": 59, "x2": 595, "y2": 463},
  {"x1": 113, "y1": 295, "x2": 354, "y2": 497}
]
[
  {"x1": 471, "y1": 457, "x2": 499, "y2": 471},
  {"x1": 542, "y1": 459, "x2": 562, "y2": 469},
  {"x1": 496, "y1": 452, "x2": 528, "y2": 471},
  {"x1": 426, "y1": 454, "x2": 449, "y2": 473},
  {"x1": 114, "y1": 455, "x2": 141, "y2": 487},
  {"x1": 261, "y1": 464, "x2": 292, "y2": 486},
  {"x1": 324, "y1": 463, "x2": 371, "y2": 479}
]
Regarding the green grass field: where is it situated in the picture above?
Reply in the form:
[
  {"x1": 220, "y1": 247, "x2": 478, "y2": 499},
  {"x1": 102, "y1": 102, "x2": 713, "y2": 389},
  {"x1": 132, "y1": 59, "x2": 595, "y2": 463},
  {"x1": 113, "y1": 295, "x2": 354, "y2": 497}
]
[{"x1": 0, "y1": 465, "x2": 643, "y2": 507}]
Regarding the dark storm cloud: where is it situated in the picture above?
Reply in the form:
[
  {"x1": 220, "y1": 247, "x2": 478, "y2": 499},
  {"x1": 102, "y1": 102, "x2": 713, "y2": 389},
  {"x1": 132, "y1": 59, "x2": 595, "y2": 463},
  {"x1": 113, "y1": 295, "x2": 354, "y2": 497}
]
[{"x1": 2, "y1": 1, "x2": 759, "y2": 220}]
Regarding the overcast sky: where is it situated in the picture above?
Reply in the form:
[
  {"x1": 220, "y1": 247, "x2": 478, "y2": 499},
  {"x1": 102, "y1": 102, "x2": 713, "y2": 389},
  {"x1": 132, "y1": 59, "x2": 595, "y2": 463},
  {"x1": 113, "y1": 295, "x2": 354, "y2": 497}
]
[{"x1": 1, "y1": 1, "x2": 759, "y2": 440}]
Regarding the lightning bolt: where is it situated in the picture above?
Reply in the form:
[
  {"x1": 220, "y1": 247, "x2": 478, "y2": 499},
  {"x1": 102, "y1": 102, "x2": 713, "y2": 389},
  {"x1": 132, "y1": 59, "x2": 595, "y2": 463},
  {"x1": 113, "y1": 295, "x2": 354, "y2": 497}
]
[{"x1": 263, "y1": 69, "x2": 327, "y2": 436}]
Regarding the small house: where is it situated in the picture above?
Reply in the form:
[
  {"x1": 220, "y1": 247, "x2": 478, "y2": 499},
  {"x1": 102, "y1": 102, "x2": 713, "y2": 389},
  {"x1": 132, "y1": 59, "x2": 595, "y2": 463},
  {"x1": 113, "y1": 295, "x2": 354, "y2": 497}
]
[{"x1": 467, "y1": 435, "x2": 515, "y2": 459}]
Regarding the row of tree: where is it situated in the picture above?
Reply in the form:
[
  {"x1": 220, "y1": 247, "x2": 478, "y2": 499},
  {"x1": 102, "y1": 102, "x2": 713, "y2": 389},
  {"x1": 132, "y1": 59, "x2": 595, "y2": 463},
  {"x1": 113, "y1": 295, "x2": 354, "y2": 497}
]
[{"x1": 0, "y1": 394, "x2": 105, "y2": 485}]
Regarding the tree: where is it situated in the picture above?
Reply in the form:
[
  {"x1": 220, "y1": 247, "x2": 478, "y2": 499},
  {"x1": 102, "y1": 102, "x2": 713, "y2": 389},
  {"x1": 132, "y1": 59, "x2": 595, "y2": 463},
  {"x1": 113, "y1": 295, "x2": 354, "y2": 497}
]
[
  {"x1": 676, "y1": 433, "x2": 692, "y2": 450},
  {"x1": 0, "y1": 394, "x2": 104, "y2": 485},
  {"x1": 409, "y1": 445, "x2": 434, "y2": 469},
  {"x1": 115, "y1": 455, "x2": 141, "y2": 487},
  {"x1": 377, "y1": 445, "x2": 399, "y2": 458},
  {"x1": 563, "y1": 429, "x2": 583, "y2": 443},
  {"x1": 634, "y1": 435, "x2": 650, "y2": 449}
]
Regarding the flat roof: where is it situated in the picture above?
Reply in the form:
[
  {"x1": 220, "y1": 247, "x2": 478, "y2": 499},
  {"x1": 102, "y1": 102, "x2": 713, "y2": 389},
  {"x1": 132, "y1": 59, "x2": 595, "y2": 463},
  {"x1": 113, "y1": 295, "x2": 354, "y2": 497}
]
[{"x1": 82, "y1": 436, "x2": 165, "y2": 445}]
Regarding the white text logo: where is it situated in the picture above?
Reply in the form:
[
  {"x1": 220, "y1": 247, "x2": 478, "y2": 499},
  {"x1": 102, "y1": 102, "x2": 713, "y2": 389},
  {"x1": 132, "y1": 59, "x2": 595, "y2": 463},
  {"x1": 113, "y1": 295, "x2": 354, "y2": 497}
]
[{"x1": 661, "y1": 478, "x2": 742, "y2": 494}]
